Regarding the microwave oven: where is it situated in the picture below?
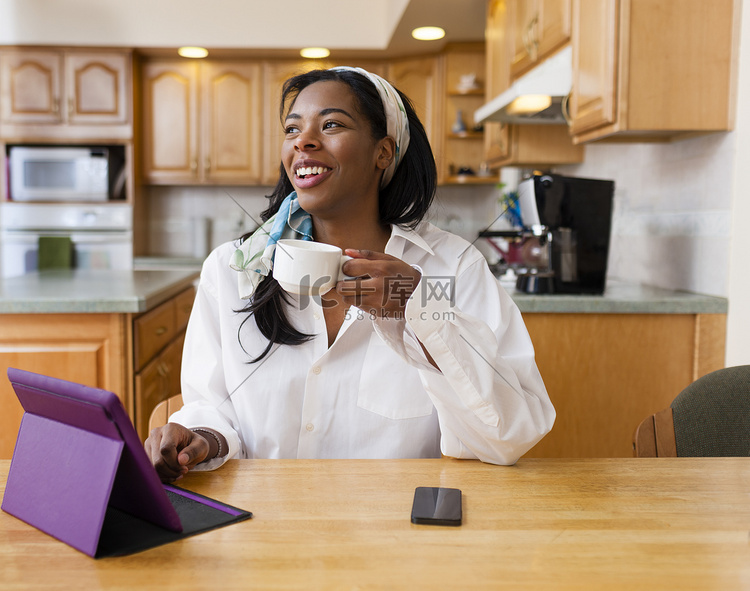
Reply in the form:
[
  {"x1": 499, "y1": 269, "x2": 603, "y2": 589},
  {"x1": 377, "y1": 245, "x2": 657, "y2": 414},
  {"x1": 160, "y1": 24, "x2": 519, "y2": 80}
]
[{"x1": 8, "y1": 146, "x2": 110, "y2": 202}]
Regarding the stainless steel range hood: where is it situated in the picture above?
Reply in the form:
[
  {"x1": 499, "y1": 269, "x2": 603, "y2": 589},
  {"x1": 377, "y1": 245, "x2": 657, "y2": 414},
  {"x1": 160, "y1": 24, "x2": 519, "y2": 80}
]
[{"x1": 474, "y1": 46, "x2": 572, "y2": 126}]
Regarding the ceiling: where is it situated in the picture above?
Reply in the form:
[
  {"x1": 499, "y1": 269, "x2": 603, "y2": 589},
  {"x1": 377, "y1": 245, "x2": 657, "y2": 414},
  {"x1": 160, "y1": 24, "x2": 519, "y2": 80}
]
[
  {"x1": 0, "y1": 0, "x2": 487, "y2": 59},
  {"x1": 377, "y1": 0, "x2": 488, "y2": 57}
]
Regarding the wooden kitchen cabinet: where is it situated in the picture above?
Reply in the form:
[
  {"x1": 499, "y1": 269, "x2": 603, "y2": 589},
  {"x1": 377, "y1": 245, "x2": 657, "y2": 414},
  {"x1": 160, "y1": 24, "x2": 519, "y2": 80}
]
[
  {"x1": 483, "y1": 0, "x2": 582, "y2": 169},
  {"x1": 569, "y1": 0, "x2": 740, "y2": 143},
  {"x1": 484, "y1": 122, "x2": 583, "y2": 168},
  {"x1": 0, "y1": 48, "x2": 132, "y2": 141},
  {"x1": 522, "y1": 312, "x2": 727, "y2": 458},
  {"x1": 142, "y1": 60, "x2": 262, "y2": 184},
  {"x1": 387, "y1": 56, "x2": 440, "y2": 150},
  {"x1": 509, "y1": 0, "x2": 571, "y2": 78},
  {"x1": 0, "y1": 314, "x2": 129, "y2": 458},
  {"x1": 0, "y1": 284, "x2": 197, "y2": 457},
  {"x1": 133, "y1": 285, "x2": 195, "y2": 439}
]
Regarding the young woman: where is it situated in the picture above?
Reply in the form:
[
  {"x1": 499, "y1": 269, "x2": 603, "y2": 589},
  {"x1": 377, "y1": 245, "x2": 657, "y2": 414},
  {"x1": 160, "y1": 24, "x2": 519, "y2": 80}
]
[{"x1": 145, "y1": 67, "x2": 555, "y2": 482}]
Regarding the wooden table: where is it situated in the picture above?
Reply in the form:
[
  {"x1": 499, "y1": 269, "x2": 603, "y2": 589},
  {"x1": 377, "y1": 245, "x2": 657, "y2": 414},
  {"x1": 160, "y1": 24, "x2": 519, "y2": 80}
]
[{"x1": 2, "y1": 458, "x2": 750, "y2": 590}]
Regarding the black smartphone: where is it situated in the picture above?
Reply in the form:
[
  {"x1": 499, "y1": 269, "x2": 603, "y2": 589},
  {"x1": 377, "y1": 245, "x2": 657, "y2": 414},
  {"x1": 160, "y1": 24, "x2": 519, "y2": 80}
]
[{"x1": 410, "y1": 486, "x2": 462, "y2": 526}]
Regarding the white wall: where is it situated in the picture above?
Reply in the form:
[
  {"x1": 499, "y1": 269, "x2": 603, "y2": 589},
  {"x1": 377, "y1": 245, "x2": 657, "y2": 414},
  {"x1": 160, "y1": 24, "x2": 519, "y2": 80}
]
[
  {"x1": 556, "y1": 134, "x2": 734, "y2": 298},
  {"x1": 725, "y1": 0, "x2": 750, "y2": 366}
]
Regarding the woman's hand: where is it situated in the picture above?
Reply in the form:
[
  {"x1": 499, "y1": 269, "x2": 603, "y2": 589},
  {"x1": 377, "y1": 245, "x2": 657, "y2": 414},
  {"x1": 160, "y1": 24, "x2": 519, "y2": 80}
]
[
  {"x1": 144, "y1": 423, "x2": 210, "y2": 483},
  {"x1": 336, "y1": 249, "x2": 421, "y2": 318}
]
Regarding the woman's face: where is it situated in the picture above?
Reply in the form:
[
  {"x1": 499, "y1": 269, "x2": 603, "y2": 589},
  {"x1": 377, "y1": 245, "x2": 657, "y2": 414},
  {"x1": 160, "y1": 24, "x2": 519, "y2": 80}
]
[{"x1": 281, "y1": 80, "x2": 391, "y2": 220}]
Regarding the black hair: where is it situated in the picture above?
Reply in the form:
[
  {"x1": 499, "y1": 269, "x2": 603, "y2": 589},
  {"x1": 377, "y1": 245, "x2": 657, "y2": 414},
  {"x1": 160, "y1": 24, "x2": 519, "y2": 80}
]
[{"x1": 237, "y1": 68, "x2": 437, "y2": 362}]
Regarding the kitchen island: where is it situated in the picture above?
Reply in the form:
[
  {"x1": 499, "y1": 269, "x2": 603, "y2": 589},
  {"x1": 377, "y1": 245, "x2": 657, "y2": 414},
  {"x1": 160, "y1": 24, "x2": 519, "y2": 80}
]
[
  {"x1": 0, "y1": 269, "x2": 199, "y2": 458},
  {"x1": 501, "y1": 279, "x2": 728, "y2": 458},
  {"x1": 0, "y1": 271, "x2": 728, "y2": 459}
]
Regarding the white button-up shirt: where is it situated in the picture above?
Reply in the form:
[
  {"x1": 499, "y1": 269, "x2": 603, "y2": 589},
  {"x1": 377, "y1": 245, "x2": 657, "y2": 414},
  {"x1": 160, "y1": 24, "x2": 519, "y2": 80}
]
[{"x1": 170, "y1": 222, "x2": 555, "y2": 468}]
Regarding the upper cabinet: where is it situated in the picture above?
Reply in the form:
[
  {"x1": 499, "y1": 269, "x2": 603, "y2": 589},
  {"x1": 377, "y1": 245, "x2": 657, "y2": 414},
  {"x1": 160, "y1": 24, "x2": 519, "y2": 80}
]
[
  {"x1": 510, "y1": 0, "x2": 571, "y2": 78},
  {"x1": 142, "y1": 60, "x2": 262, "y2": 185},
  {"x1": 0, "y1": 49, "x2": 132, "y2": 141},
  {"x1": 390, "y1": 45, "x2": 496, "y2": 185},
  {"x1": 568, "y1": 0, "x2": 740, "y2": 143},
  {"x1": 387, "y1": 56, "x2": 440, "y2": 150},
  {"x1": 483, "y1": 0, "x2": 582, "y2": 169}
]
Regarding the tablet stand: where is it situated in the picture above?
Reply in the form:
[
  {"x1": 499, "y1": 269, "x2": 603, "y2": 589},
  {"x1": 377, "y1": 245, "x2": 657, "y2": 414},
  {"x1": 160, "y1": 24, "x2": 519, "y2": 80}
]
[{"x1": 2, "y1": 413, "x2": 125, "y2": 557}]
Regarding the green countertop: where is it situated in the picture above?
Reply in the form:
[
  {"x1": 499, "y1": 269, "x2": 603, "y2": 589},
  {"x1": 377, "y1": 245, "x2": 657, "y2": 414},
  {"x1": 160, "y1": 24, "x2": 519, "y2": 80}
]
[
  {"x1": 503, "y1": 278, "x2": 728, "y2": 314},
  {"x1": 0, "y1": 269, "x2": 200, "y2": 314},
  {"x1": 0, "y1": 269, "x2": 727, "y2": 315}
]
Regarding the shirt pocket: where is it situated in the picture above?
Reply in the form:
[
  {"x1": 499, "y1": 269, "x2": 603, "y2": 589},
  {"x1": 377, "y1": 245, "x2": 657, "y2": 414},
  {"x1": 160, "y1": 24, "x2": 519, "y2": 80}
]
[{"x1": 357, "y1": 332, "x2": 435, "y2": 420}]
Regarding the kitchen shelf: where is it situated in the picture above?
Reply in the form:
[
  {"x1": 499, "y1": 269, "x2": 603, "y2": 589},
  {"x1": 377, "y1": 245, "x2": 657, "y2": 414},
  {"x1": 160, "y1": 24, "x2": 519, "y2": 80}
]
[
  {"x1": 445, "y1": 175, "x2": 497, "y2": 185},
  {"x1": 448, "y1": 88, "x2": 485, "y2": 97},
  {"x1": 447, "y1": 131, "x2": 484, "y2": 139}
]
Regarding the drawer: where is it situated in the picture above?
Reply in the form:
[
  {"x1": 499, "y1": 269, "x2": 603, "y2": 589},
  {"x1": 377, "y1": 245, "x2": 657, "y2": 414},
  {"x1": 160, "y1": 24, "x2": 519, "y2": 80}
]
[
  {"x1": 174, "y1": 286, "x2": 196, "y2": 331},
  {"x1": 134, "y1": 298, "x2": 176, "y2": 371},
  {"x1": 134, "y1": 334, "x2": 184, "y2": 439}
]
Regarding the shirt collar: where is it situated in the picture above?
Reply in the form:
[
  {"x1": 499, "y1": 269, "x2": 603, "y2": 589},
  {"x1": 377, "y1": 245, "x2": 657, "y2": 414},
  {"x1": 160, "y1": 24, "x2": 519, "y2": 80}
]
[{"x1": 385, "y1": 223, "x2": 434, "y2": 260}]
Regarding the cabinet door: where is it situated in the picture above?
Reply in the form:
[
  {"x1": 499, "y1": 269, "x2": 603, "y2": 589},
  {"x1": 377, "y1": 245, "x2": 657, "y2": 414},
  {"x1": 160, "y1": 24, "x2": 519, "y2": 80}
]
[
  {"x1": 134, "y1": 331, "x2": 185, "y2": 440},
  {"x1": 201, "y1": 61, "x2": 262, "y2": 184},
  {"x1": 486, "y1": 0, "x2": 511, "y2": 99},
  {"x1": 142, "y1": 60, "x2": 199, "y2": 184},
  {"x1": 0, "y1": 314, "x2": 129, "y2": 459},
  {"x1": 538, "y1": 0, "x2": 571, "y2": 61},
  {"x1": 0, "y1": 51, "x2": 63, "y2": 125},
  {"x1": 388, "y1": 56, "x2": 439, "y2": 147},
  {"x1": 65, "y1": 52, "x2": 129, "y2": 125},
  {"x1": 568, "y1": 0, "x2": 619, "y2": 135},
  {"x1": 511, "y1": 0, "x2": 571, "y2": 78},
  {"x1": 510, "y1": 0, "x2": 540, "y2": 76}
]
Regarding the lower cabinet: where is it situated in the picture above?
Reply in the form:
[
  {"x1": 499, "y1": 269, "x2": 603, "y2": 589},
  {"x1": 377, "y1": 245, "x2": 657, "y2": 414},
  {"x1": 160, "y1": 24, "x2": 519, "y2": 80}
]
[
  {"x1": 522, "y1": 312, "x2": 727, "y2": 458},
  {"x1": 0, "y1": 314, "x2": 129, "y2": 458},
  {"x1": 135, "y1": 332, "x2": 185, "y2": 439},
  {"x1": 133, "y1": 286, "x2": 195, "y2": 440},
  {"x1": 0, "y1": 285, "x2": 196, "y2": 458}
]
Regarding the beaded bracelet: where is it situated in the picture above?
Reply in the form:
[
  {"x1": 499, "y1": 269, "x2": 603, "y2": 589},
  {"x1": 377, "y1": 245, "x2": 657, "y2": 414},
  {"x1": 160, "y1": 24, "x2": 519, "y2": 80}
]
[{"x1": 191, "y1": 428, "x2": 223, "y2": 459}]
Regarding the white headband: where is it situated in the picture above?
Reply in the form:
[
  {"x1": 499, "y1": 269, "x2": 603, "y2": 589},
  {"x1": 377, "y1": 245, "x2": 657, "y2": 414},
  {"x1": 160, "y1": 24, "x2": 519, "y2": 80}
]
[{"x1": 329, "y1": 66, "x2": 410, "y2": 187}]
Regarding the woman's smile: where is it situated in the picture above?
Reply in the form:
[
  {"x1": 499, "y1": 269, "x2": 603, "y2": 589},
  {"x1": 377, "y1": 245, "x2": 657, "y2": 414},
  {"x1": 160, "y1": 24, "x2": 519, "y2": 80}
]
[{"x1": 292, "y1": 158, "x2": 333, "y2": 189}]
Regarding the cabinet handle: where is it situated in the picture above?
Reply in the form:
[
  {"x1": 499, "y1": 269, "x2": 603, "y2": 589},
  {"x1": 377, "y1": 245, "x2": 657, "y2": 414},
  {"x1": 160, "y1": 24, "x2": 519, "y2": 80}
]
[
  {"x1": 204, "y1": 157, "x2": 211, "y2": 173},
  {"x1": 68, "y1": 97, "x2": 74, "y2": 118},
  {"x1": 52, "y1": 98, "x2": 59, "y2": 114},
  {"x1": 525, "y1": 16, "x2": 539, "y2": 62},
  {"x1": 191, "y1": 159, "x2": 198, "y2": 174},
  {"x1": 561, "y1": 93, "x2": 572, "y2": 125},
  {"x1": 155, "y1": 326, "x2": 168, "y2": 336}
]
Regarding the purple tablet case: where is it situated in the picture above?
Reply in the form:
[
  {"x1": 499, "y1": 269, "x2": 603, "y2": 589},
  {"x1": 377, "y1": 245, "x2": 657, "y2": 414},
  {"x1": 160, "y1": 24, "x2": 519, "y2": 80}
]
[{"x1": 1, "y1": 368, "x2": 252, "y2": 558}]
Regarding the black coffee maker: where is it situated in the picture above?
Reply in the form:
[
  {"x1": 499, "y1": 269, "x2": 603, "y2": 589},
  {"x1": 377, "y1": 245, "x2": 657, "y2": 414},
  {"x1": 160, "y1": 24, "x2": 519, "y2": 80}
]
[{"x1": 484, "y1": 173, "x2": 615, "y2": 295}]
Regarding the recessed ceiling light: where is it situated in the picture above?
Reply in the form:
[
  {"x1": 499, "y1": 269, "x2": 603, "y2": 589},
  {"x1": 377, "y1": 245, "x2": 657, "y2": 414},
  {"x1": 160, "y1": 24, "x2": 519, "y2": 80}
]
[
  {"x1": 178, "y1": 46, "x2": 209, "y2": 59},
  {"x1": 300, "y1": 47, "x2": 331, "y2": 59},
  {"x1": 412, "y1": 26, "x2": 446, "y2": 41}
]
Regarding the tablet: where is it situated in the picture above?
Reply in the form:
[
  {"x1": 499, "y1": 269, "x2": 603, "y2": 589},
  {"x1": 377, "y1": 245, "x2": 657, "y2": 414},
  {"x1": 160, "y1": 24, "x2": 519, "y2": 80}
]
[{"x1": 2, "y1": 367, "x2": 251, "y2": 557}]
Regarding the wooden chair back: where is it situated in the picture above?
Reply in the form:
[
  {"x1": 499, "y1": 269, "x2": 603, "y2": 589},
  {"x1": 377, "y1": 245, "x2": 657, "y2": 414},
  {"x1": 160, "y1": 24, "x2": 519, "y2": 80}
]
[
  {"x1": 632, "y1": 407, "x2": 677, "y2": 457},
  {"x1": 148, "y1": 394, "x2": 184, "y2": 433}
]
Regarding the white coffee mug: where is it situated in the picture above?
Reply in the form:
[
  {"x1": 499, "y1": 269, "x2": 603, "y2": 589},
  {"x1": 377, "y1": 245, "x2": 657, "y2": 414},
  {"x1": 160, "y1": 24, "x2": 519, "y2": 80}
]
[{"x1": 272, "y1": 239, "x2": 353, "y2": 296}]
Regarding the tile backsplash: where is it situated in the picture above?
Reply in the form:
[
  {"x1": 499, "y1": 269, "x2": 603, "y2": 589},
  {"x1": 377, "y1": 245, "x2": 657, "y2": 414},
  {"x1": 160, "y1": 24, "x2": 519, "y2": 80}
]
[
  {"x1": 144, "y1": 130, "x2": 733, "y2": 299},
  {"x1": 557, "y1": 132, "x2": 735, "y2": 298},
  {"x1": 144, "y1": 182, "x2": 503, "y2": 262}
]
